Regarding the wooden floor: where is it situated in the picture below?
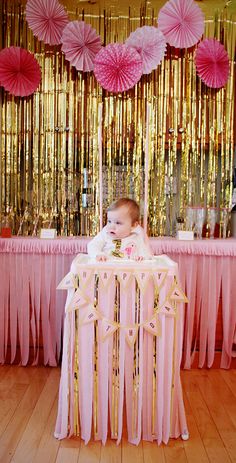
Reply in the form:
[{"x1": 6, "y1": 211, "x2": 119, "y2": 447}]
[{"x1": 0, "y1": 366, "x2": 236, "y2": 463}]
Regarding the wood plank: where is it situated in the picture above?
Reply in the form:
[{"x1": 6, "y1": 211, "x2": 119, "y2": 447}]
[
  {"x1": 77, "y1": 440, "x2": 101, "y2": 463},
  {"x1": 181, "y1": 370, "x2": 231, "y2": 463},
  {"x1": 0, "y1": 382, "x2": 28, "y2": 437},
  {"x1": 55, "y1": 447, "x2": 80, "y2": 463},
  {"x1": 121, "y1": 438, "x2": 144, "y2": 463},
  {"x1": 0, "y1": 367, "x2": 49, "y2": 463},
  {"x1": 163, "y1": 439, "x2": 188, "y2": 463},
  {"x1": 220, "y1": 369, "x2": 236, "y2": 399},
  {"x1": 0, "y1": 367, "x2": 235, "y2": 462},
  {"x1": 100, "y1": 438, "x2": 122, "y2": 463},
  {"x1": 194, "y1": 371, "x2": 236, "y2": 463},
  {"x1": 181, "y1": 391, "x2": 209, "y2": 463},
  {"x1": 11, "y1": 368, "x2": 60, "y2": 463},
  {"x1": 30, "y1": 397, "x2": 60, "y2": 463},
  {"x1": 143, "y1": 441, "x2": 165, "y2": 463}
]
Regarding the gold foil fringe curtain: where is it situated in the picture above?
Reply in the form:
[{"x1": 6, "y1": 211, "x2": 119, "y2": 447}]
[{"x1": 0, "y1": 1, "x2": 235, "y2": 236}]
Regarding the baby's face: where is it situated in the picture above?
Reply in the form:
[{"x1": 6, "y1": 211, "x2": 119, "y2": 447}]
[{"x1": 107, "y1": 206, "x2": 133, "y2": 239}]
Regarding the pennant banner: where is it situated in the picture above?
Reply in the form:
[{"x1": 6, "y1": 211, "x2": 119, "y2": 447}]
[
  {"x1": 98, "y1": 269, "x2": 114, "y2": 289},
  {"x1": 123, "y1": 326, "x2": 138, "y2": 348},
  {"x1": 117, "y1": 270, "x2": 133, "y2": 289},
  {"x1": 100, "y1": 318, "x2": 118, "y2": 342},
  {"x1": 168, "y1": 283, "x2": 188, "y2": 303},
  {"x1": 77, "y1": 268, "x2": 94, "y2": 289},
  {"x1": 153, "y1": 269, "x2": 168, "y2": 290},
  {"x1": 67, "y1": 287, "x2": 90, "y2": 312},
  {"x1": 158, "y1": 301, "x2": 176, "y2": 317},
  {"x1": 80, "y1": 305, "x2": 101, "y2": 325},
  {"x1": 143, "y1": 314, "x2": 161, "y2": 337},
  {"x1": 134, "y1": 270, "x2": 152, "y2": 293},
  {"x1": 57, "y1": 272, "x2": 77, "y2": 290}
]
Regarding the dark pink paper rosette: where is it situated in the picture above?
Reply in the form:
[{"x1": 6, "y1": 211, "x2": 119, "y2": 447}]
[
  {"x1": 61, "y1": 21, "x2": 102, "y2": 71},
  {"x1": 0, "y1": 47, "x2": 41, "y2": 97},
  {"x1": 195, "y1": 38, "x2": 230, "y2": 88},
  {"x1": 157, "y1": 0, "x2": 204, "y2": 49},
  {"x1": 94, "y1": 43, "x2": 143, "y2": 93},
  {"x1": 26, "y1": 0, "x2": 69, "y2": 46},
  {"x1": 125, "y1": 26, "x2": 166, "y2": 75}
]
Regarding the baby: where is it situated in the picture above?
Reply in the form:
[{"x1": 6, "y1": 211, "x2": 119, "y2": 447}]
[{"x1": 87, "y1": 198, "x2": 153, "y2": 261}]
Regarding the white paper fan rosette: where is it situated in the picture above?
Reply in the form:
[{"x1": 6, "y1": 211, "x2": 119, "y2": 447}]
[
  {"x1": 157, "y1": 0, "x2": 204, "y2": 49},
  {"x1": 26, "y1": 0, "x2": 69, "y2": 46},
  {"x1": 61, "y1": 21, "x2": 102, "y2": 72},
  {"x1": 125, "y1": 26, "x2": 166, "y2": 75},
  {"x1": 195, "y1": 38, "x2": 230, "y2": 88}
]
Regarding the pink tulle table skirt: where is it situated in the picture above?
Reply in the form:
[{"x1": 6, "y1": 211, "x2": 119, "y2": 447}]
[{"x1": 0, "y1": 236, "x2": 235, "y2": 368}]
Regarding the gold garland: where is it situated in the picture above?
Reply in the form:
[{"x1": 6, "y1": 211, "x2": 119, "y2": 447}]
[{"x1": 0, "y1": 1, "x2": 235, "y2": 236}]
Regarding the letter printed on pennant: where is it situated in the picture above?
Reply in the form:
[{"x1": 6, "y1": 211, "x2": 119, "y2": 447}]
[
  {"x1": 98, "y1": 269, "x2": 114, "y2": 288},
  {"x1": 124, "y1": 326, "x2": 138, "y2": 348},
  {"x1": 57, "y1": 272, "x2": 77, "y2": 290},
  {"x1": 158, "y1": 301, "x2": 176, "y2": 316},
  {"x1": 77, "y1": 268, "x2": 94, "y2": 289},
  {"x1": 80, "y1": 306, "x2": 101, "y2": 325},
  {"x1": 66, "y1": 287, "x2": 90, "y2": 312},
  {"x1": 143, "y1": 314, "x2": 161, "y2": 337},
  {"x1": 168, "y1": 283, "x2": 188, "y2": 303},
  {"x1": 100, "y1": 318, "x2": 118, "y2": 341},
  {"x1": 116, "y1": 270, "x2": 133, "y2": 289},
  {"x1": 153, "y1": 269, "x2": 168, "y2": 290},
  {"x1": 134, "y1": 270, "x2": 151, "y2": 292}
]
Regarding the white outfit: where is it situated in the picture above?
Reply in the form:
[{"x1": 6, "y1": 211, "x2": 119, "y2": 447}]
[{"x1": 87, "y1": 225, "x2": 153, "y2": 260}]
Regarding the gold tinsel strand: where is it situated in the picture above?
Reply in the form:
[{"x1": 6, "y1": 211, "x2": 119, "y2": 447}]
[{"x1": 0, "y1": 1, "x2": 235, "y2": 236}]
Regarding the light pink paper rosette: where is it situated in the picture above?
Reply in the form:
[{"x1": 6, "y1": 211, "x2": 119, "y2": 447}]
[
  {"x1": 94, "y1": 43, "x2": 143, "y2": 93},
  {"x1": 26, "y1": 0, "x2": 69, "y2": 46},
  {"x1": 61, "y1": 21, "x2": 102, "y2": 72},
  {"x1": 195, "y1": 38, "x2": 230, "y2": 88},
  {"x1": 125, "y1": 26, "x2": 166, "y2": 75},
  {"x1": 157, "y1": 0, "x2": 204, "y2": 49},
  {"x1": 0, "y1": 47, "x2": 41, "y2": 97}
]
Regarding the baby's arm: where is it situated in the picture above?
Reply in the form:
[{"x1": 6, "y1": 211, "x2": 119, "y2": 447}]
[{"x1": 87, "y1": 229, "x2": 108, "y2": 261}]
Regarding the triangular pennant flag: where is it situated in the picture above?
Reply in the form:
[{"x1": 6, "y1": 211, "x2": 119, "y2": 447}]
[
  {"x1": 168, "y1": 283, "x2": 188, "y2": 303},
  {"x1": 153, "y1": 269, "x2": 168, "y2": 290},
  {"x1": 123, "y1": 326, "x2": 138, "y2": 348},
  {"x1": 80, "y1": 305, "x2": 101, "y2": 325},
  {"x1": 143, "y1": 314, "x2": 161, "y2": 337},
  {"x1": 116, "y1": 270, "x2": 133, "y2": 289},
  {"x1": 158, "y1": 300, "x2": 176, "y2": 316},
  {"x1": 100, "y1": 318, "x2": 118, "y2": 342},
  {"x1": 134, "y1": 270, "x2": 152, "y2": 293},
  {"x1": 98, "y1": 269, "x2": 114, "y2": 289},
  {"x1": 67, "y1": 287, "x2": 90, "y2": 312},
  {"x1": 77, "y1": 268, "x2": 94, "y2": 289},
  {"x1": 57, "y1": 272, "x2": 77, "y2": 290}
]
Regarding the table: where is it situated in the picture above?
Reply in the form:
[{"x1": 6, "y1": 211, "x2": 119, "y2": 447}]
[
  {"x1": 54, "y1": 254, "x2": 188, "y2": 445},
  {"x1": 0, "y1": 236, "x2": 235, "y2": 368}
]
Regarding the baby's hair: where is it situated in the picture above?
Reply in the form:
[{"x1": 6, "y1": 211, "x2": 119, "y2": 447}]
[{"x1": 107, "y1": 198, "x2": 140, "y2": 225}]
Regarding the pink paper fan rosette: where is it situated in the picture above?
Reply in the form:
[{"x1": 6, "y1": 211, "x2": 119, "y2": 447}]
[
  {"x1": 195, "y1": 38, "x2": 230, "y2": 88},
  {"x1": 158, "y1": 0, "x2": 204, "y2": 49},
  {"x1": 26, "y1": 0, "x2": 69, "y2": 46},
  {"x1": 125, "y1": 26, "x2": 166, "y2": 75},
  {"x1": 94, "y1": 43, "x2": 143, "y2": 93},
  {"x1": 61, "y1": 21, "x2": 102, "y2": 72},
  {"x1": 0, "y1": 47, "x2": 41, "y2": 97}
]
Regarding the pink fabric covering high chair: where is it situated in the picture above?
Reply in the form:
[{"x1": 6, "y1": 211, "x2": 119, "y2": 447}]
[{"x1": 55, "y1": 253, "x2": 189, "y2": 445}]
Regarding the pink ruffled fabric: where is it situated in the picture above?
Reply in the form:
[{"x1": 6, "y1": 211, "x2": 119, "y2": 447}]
[{"x1": 0, "y1": 237, "x2": 235, "y2": 256}]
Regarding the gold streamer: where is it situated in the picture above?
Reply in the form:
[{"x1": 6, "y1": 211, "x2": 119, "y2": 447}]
[{"x1": 0, "y1": 1, "x2": 235, "y2": 236}]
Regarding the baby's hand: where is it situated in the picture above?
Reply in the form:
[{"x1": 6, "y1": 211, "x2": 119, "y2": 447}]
[
  {"x1": 96, "y1": 254, "x2": 107, "y2": 262},
  {"x1": 134, "y1": 255, "x2": 144, "y2": 261}
]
